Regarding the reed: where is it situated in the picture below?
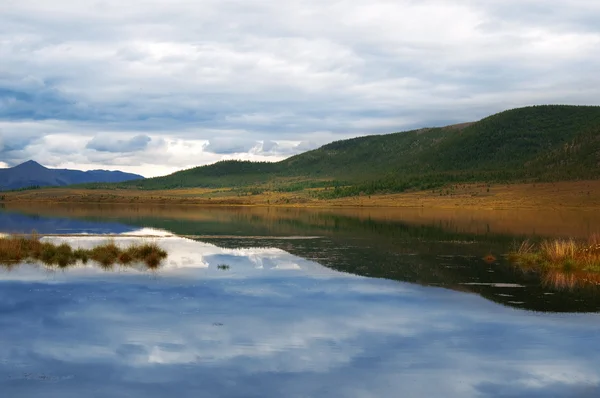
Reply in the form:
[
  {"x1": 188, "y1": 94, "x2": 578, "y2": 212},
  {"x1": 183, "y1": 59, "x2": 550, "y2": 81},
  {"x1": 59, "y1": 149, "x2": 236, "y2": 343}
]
[{"x1": 509, "y1": 237, "x2": 600, "y2": 289}]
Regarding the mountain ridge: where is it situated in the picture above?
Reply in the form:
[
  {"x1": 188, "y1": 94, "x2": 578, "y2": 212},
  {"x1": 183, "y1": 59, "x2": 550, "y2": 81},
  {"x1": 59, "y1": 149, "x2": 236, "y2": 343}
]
[{"x1": 0, "y1": 161, "x2": 144, "y2": 191}]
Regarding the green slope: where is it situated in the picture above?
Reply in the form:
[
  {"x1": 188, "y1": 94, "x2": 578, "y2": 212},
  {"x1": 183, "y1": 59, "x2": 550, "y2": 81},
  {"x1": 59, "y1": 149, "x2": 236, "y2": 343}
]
[
  {"x1": 281, "y1": 105, "x2": 600, "y2": 179},
  {"x1": 90, "y1": 105, "x2": 600, "y2": 193}
]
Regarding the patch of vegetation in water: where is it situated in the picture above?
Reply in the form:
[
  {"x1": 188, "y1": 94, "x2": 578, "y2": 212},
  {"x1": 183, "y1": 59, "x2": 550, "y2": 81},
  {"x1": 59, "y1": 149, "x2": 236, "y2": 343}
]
[
  {"x1": 0, "y1": 233, "x2": 167, "y2": 270},
  {"x1": 509, "y1": 236, "x2": 600, "y2": 289},
  {"x1": 216, "y1": 264, "x2": 230, "y2": 270}
]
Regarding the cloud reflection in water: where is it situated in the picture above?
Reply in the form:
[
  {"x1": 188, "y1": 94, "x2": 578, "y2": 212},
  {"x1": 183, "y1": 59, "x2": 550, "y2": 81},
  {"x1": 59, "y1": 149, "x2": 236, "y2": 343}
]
[{"x1": 0, "y1": 233, "x2": 599, "y2": 397}]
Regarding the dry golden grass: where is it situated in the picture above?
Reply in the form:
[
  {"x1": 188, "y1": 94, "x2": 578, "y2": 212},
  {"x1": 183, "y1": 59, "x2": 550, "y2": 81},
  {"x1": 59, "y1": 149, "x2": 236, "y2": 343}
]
[
  {"x1": 509, "y1": 236, "x2": 600, "y2": 289},
  {"x1": 540, "y1": 239, "x2": 578, "y2": 263},
  {"x1": 0, "y1": 232, "x2": 42, "y2": 265},
  {"x1": 325, "y1": 180, "x2": 600, "y2": 210}
]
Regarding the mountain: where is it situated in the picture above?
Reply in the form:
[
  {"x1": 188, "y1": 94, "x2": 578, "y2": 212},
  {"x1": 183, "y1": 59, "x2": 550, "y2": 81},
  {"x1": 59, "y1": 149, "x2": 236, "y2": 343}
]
[
  {"x1": 0, "y1": 161, "x2": 144, "y2": 191},
  {"x1": 82, "y1": 105, "x2": 600, "y2": 194}
]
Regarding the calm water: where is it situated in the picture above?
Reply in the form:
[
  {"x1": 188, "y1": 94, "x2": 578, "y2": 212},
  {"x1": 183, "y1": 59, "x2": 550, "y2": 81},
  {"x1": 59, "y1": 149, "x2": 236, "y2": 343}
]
[{"x1": 1, "y1": 204, "x2": 599, "y2": 397}]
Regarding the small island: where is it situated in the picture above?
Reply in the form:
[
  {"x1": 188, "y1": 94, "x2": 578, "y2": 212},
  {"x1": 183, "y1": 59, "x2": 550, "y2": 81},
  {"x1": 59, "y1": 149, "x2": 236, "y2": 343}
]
[{"x1": 0, "y1": 234, "x2": 168, "y2": 269}]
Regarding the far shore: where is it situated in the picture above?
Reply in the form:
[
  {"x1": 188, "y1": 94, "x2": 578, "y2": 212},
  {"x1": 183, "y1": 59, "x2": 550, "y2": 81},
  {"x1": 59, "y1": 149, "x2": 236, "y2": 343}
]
[{"x1": 2, "y1": 180, "x2": 600, "y2": 210}]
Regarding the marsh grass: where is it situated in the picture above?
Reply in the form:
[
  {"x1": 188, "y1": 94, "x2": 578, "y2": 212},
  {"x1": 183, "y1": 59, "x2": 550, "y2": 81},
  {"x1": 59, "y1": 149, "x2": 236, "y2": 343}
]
[
  {"x1": 0, "y1": 234, "x2": 168, "y2": 270},
  {"x1": 123, "y1": 242, "x2": 168, "y2": 269},
  {"x1": 217, "y1": 264, "x2": 230, "y2": 270},
  {"x1": 89, "y1": 241, "x2": 121, "y2": 267},
  {"x1": 509, "y1": 237, "x2": 600, "y2": 289}
]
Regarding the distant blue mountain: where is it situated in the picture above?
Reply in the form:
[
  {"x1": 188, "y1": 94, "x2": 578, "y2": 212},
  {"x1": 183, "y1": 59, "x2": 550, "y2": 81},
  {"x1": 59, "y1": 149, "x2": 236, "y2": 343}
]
[{"x1": 0, "y1": 160, "x2": 144, "y2": 191}]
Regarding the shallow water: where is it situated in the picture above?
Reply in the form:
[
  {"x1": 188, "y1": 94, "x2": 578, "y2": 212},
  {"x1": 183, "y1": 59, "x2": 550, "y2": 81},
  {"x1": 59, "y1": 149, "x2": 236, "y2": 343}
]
[{"x1": 1, "y1": 205, "x2": 599, "y2": 397}]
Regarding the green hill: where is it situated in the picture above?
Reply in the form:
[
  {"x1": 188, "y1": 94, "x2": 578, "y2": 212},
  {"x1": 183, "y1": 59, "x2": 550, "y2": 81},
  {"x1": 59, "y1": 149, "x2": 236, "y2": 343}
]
[{"x1": 89, "y1": 105, "x2": 600, "y2": 195}]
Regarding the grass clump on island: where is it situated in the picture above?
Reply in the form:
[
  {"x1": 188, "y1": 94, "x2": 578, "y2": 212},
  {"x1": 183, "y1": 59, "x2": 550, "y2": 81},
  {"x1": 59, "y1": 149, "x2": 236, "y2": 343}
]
[
  {"x1": 508, "y1": 236, "x2": 600, "y2": 289},
  {"x1": 0, "y1": 233, "x2": 168, "y2": 270}
]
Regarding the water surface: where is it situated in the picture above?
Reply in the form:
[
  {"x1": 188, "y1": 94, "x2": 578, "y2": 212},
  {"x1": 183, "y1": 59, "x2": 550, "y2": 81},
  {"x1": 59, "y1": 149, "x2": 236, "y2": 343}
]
[{"x1": 1, "y1": 205, "x2": 599, "y2": 397}]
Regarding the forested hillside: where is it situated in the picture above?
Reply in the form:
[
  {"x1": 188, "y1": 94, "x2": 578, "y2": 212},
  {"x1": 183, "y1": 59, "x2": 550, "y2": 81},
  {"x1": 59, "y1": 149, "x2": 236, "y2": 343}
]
[{"x1": 85, "y1": 105, "x2": 600, "y2": 195}]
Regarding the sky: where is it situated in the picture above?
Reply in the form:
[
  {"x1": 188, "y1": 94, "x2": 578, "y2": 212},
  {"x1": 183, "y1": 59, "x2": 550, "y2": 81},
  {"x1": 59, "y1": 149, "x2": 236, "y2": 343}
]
[{"x1": 1, "y1": 0, "x2": 599, "y2": 177}]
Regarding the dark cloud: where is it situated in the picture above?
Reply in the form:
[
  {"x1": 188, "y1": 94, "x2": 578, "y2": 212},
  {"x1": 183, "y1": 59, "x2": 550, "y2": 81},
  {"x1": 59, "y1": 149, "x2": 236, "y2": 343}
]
[
  {"x1": 0, "y1": 85, "x2": 78, "y2": 121},
  {"x1": 0, "y1": 129, "x2": 44, "y2": 166},
  {"x1": 86, "y1": 134, "x2": 152, "y2": 153}
]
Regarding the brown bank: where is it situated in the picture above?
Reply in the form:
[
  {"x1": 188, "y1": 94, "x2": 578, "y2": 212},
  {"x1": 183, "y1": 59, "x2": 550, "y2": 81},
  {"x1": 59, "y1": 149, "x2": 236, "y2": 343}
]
[{"x1": 2, "y1": 180, "x2": 600, "y2": 210}]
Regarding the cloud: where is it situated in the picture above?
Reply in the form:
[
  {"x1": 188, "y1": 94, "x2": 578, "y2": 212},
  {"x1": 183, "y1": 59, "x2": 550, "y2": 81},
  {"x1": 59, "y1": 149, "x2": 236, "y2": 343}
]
[
  {"x1": 203, "y1": 138, "x2": 260, "y2": 155},
  {"x1": 86, "y1": 134, "x2": 152, "y2": 153},
  {"x1": 258, "y1": 140, "x2": 318, "y2": 156},
  {"x1": 295, "y1": 141, "x2": 318, "y2": 152},
  {"x1": 0, "y1": 0, "x2": 599, "y2": 175},
  {"x1": 261, "y1": 140, "x2": 278, "y2": 153}
]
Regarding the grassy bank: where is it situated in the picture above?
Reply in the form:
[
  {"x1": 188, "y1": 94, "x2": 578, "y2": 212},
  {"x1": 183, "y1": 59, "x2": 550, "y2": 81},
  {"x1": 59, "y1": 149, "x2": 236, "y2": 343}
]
[
  {"x1": 509, "y1": 237, "x2": 600, "y2": 289},
  {"x1": 0, "y1": 234, "x2": 167, "y2": 269},
  {"x1": 3, "y1": 180, "x2": 600, "y2": 210}
]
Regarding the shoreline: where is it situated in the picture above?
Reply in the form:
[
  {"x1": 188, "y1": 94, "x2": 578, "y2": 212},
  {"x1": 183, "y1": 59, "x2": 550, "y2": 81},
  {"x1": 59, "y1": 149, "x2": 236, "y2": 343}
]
[{"x1": 2, "y1": 180, "x2": 600, "y2": 210}]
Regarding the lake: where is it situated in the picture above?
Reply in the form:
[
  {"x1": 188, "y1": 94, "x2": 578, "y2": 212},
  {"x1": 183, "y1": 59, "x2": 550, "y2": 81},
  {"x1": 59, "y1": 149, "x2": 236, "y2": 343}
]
[{"x1": 1, "y1": 204, "x2": 599, "y2": 397}]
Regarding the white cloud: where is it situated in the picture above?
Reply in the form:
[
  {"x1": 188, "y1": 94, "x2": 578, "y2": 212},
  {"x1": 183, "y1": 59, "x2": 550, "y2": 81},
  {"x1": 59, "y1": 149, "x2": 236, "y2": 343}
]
[{"x1": 1, "y1": 0, "x2": 599, "y2": 175}]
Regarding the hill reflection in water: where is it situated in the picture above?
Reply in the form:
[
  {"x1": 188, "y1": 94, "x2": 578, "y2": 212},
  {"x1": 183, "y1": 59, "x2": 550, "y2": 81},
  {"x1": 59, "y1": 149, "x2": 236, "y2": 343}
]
[{"x1": 1, "y1": 204, "x2": 600, "y2": 312}]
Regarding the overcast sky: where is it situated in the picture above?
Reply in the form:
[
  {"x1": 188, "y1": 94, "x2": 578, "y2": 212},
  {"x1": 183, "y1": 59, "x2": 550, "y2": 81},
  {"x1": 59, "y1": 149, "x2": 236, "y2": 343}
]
[{"x1": 1, "y1": 0, "x2": 599, "y2": 176}]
